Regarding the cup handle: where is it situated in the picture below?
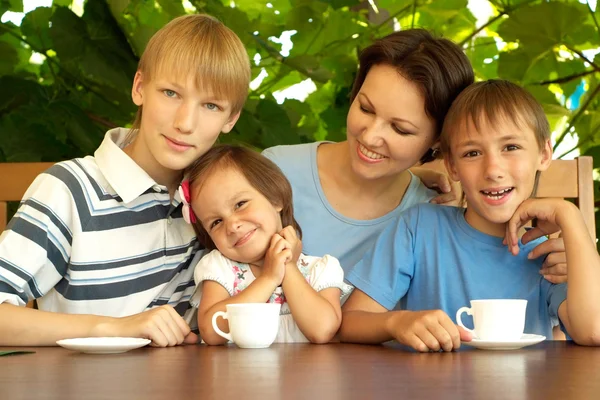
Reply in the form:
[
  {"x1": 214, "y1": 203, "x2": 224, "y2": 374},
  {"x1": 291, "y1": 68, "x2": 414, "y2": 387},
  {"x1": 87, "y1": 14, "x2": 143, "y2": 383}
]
[
  {"x1": 455, "y1": 306, "x2": 475, "y2": 336},
  {"x1": 211, "y1": 311, "x2": 233, "y2": 342}
]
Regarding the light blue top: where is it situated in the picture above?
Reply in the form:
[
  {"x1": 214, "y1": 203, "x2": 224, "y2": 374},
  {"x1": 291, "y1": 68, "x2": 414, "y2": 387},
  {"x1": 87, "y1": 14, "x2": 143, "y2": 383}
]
[
  {"x1": 263, "y1": 142, "x2": 437, "y2": 271},
  {"x1": 345, "y1": 204, "x2": 567, "y2": 338}
]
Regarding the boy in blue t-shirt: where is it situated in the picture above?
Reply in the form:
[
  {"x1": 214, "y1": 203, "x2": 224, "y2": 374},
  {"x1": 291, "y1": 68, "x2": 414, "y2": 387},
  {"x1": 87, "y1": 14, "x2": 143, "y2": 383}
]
[{"x1": 340, "y1": 80, "x2": 600, "y2": 352}]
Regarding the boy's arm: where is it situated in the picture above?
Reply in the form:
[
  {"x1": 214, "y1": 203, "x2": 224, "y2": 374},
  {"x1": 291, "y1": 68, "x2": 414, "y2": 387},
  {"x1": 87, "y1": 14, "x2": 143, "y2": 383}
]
[
  {"x1": 507, "y1": 199, "x2": 600, "y2": 345},
  {"x1": 0, "y1": 303, "x2": 197, "y2": 346},
  {"x1": 281, "y1": 264, "x2": 341, "y2": 344},
  {"x1": 340, "y1": 289, "x2": 468, "y2": 351}
]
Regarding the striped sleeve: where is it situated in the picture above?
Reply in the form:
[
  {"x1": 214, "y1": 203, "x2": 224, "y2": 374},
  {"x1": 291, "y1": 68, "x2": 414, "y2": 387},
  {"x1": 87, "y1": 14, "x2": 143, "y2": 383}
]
[{"x1": 0, "y1": 164, "x2": 77, "y2": 306}]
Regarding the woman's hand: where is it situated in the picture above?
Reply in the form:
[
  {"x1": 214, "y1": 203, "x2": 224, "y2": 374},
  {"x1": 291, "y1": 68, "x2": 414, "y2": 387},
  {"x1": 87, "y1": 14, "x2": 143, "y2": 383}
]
[
  {"x1": 526, "y1": 235, "x2": 567, "y2": 284},
  {"x1": 410, "y1": 166, "x2": 462, "y2": 206}
]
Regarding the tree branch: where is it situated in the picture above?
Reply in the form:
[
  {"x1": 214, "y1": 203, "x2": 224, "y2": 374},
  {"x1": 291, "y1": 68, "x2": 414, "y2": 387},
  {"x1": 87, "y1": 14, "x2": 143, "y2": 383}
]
[
  {"x1": 411, "y1": 0, "x2": 418, "y2": 29},
  {"x1": 459, "y1": 0, "x2": 537, "y2": 46},
  {"x1": 0, "y1": 24, "x2": 119, "y2": 113},
  {"x1": 556, "y1": 124, "x2": 600, "y2": 159},
  {"x1": 553, "y1": 82, "x2": 600, "y2": 151},
  {"x1": 566, "y1": 45, "x2": 600, "y2": 70},
  {"x1": 587, "y1": 1, "x2": 600, "y2": 40},
  {"x1": 535, "y1": 69, "x2": 597, "y2": 86}
]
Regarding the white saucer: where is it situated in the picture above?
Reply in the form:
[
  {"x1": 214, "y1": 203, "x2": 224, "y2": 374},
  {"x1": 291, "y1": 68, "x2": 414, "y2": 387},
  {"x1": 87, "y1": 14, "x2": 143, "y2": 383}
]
[
  {"x1": 461, "y1": 334, "x2": 546, "y2": 350},
  {"x1": 56, "y1": 337, "x2": 151, "y2": 354}
]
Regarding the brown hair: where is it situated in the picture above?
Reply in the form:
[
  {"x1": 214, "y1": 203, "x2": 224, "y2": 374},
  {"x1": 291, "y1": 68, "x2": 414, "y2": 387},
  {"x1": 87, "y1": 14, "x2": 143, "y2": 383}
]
[
  {"x1": 350, "y1": 29, "x2": 474, "y2": 163},
  {"x1": 187, "y1": 145, "x2": 302, "y2": 250},
  {"x1": 440, "y1": 79, "x2": 551, "y2": 156},
  {"x1": 130, "y1": 14, "x2": 250, "y2": 134}
]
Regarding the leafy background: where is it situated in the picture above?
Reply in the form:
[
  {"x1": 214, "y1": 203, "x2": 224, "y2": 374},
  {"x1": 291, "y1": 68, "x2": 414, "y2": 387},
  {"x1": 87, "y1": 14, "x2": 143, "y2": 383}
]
[{"x1": 1, "y1": 0, "x2": 599, "y2": 239}]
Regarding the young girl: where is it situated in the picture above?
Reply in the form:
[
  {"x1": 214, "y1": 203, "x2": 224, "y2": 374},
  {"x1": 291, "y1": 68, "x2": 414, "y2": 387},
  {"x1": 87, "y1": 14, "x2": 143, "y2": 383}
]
[
  {"x1": 340, "y1": 80, "x2": 600, "y2": 351},
  {"x1": 0, "y1": 14, "x2": 251, "y2": 347},
  {"x1": 182, "y1": 145, "x2": 351, "y2": 344}
]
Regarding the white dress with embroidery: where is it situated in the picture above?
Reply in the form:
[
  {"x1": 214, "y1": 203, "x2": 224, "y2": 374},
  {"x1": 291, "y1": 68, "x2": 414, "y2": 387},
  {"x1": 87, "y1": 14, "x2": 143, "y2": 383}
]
[{"x1": 193, "y1": 249, "x2": 353, "y2": 343}]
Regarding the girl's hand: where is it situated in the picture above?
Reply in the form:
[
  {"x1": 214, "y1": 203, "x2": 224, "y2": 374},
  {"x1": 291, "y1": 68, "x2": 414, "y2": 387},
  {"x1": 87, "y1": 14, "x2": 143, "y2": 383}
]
[
  {"x1": 526, "y1": 235, "x2": 567, "y2": 284},
  {"x1": 279, "y1": 226, "x2": 302, "y2": 265},
  {"x1": 410, "y1": 167, "x2": 462, "y2": 206},
  {"x1": 505, "y1": 198, "x2": 571, "y2": 256},
  {"x1": 387, "y1": 310, "x2": 471, "y2": 352},
  {"x1": 262, "y1": 234, "x2": 291, "y2": 286}
]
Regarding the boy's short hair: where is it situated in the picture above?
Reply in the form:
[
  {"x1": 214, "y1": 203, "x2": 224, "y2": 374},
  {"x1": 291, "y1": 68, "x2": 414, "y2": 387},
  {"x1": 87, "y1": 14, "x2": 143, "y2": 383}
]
[
  {"x1": 350, "y1": 29, "x2": 474, "y2": 163},
  {"x1": 187, "y1": 145, "x2": 302, "y2": 251},
  {"x1": 440, "y1": 79, "x2": 550, "y2": 156},
  {"x1": 132, "y1": 14, "x2": 251, "y2": 130}
]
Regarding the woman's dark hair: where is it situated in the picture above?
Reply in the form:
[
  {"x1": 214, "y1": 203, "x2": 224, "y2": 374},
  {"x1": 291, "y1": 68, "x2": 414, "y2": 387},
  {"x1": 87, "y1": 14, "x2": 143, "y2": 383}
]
[{"x1": 350, "y1": 29, "x2": 475, "y2": 163}]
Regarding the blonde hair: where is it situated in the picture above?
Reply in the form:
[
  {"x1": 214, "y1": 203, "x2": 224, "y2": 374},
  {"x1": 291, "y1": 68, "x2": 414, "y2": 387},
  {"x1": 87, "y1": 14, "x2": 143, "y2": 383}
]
[
  {"x1": 131, "y1": 14, "x2": 251, "y2": 132},
  {"x1": 441, "y1": 80, "x2": 550, "y2": 156}
]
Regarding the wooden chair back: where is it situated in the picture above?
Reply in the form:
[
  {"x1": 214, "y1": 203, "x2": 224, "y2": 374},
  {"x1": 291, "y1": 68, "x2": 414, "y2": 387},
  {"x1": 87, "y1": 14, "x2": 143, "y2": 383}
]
[{"x1": 0, "y1": 162, "x2": 54, "y2": 232}]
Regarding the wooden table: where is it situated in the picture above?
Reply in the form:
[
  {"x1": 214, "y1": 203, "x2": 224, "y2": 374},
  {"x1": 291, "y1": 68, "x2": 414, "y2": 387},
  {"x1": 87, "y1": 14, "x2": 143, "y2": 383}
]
[{"x1": 2, "y1": 341, "x2": 599, "y2": 399}]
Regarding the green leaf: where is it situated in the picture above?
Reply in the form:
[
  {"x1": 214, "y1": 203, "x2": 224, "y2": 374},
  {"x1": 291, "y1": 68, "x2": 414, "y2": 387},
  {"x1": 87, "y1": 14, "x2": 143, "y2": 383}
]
[
  {"x1": 20, "y1": 7, "x2": 53, "y2": 51},
  {"x1": 156, "y1": 0, "x2": 185, "y2": 18},
  {"x1": 584, "y1": 145, "x2": 600, "y2": 170},
  {"x1": 5, "y1": 0, "x2": 23, "y2": 12},
  {"x1": 497, "y1": 2, "x2": 591, "y2": 49},
  {"x1": 0, "y1": 41, "x2": 18, "y2": 76},
  {"x1": 255, "y1": 97, "x2": 296, "y2": 147}
]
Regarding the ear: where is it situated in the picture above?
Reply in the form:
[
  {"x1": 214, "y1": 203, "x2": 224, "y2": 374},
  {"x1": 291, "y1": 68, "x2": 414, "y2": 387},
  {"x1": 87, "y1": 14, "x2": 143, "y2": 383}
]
[
  {"x1": 538, "y1": 139, "x2": 553, "y2": 172},
  {"x1": 275, "y1": 204, "x2": 283, "y2": 213},
  {"x1": 444, "y1": 154, "x2": 460, "y2": 182},
  {"x1": 131, "y1": 71, "x2": 144, "y2": 106},
  {"x1": 221, "y1": 110, "x2": 241, "y2": 134}
]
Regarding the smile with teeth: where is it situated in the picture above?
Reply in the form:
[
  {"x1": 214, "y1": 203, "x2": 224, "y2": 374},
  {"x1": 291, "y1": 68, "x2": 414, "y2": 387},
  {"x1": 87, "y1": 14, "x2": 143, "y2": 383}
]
[
  {"x1": 359, "y1": 143, "x2": 386, "y2": 160},
  {"x1": 481, "y1": 187, "x2": 514, "y2": 200}
]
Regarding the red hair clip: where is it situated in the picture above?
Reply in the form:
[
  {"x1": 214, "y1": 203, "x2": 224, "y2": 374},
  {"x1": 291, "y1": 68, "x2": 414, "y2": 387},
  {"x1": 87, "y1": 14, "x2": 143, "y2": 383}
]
[{"x1": 178, "y1": 180, "x2": 197, "y2": 224}]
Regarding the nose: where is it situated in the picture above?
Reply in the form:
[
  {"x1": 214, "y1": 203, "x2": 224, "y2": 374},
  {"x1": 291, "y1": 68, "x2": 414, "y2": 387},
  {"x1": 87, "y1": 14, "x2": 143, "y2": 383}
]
[
  {"x1": 359, "y1": 118, "x2": 386, "y2": 148},
  {"x1": 484, "y1": 154, "x2": 505, "y2": 181},
  {"x1": 173, "y1": 101, "x2": 197, "y2": 134},
  {"x1": 225, "y1": 216, "x2": 242, "y2": 235}
]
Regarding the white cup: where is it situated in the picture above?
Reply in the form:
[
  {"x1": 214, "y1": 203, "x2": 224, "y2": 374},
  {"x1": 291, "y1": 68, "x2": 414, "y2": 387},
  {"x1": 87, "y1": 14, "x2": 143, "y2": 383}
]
[
  {"x1": 456, "y1": 299, "x2": 527, "y2": 341},
  {"x1": 211, "y1": 303, "x2": 281, "y2": 348}
]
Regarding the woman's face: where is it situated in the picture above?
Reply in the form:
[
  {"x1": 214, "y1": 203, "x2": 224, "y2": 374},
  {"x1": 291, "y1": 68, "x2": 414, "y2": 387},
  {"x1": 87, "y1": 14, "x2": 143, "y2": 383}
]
[{"x1": 346, "y1": 64, "x2": 436, "y2": 181}]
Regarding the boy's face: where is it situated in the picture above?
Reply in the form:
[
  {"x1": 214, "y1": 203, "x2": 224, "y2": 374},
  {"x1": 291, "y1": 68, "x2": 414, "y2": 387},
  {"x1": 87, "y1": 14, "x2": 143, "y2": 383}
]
[
  {"x1": 131, "y1": 71, "x2": 240, "y2": 176},
  {"x1": 445, "y1": 114, "x2": 552, "y2": 237}
]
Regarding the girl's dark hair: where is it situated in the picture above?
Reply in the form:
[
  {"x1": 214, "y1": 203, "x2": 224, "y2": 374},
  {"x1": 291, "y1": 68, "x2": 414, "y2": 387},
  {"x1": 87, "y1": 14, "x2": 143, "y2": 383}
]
[
  {"x1": 187, "y1": 145, "x2": 302, "y2": 250},
  {"x1": 350, "y1": 29, "x2": 474, "y2": 163}
]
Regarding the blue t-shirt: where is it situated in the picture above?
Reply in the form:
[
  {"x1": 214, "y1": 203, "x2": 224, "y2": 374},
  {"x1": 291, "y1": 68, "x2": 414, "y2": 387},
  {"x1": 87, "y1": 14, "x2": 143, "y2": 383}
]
[
  {"x1": 345, "y1": 204, "x2": 567, "y2": 338},
  {"x1": 263, "y1": 142, "x2": 436, "y2": 271}
]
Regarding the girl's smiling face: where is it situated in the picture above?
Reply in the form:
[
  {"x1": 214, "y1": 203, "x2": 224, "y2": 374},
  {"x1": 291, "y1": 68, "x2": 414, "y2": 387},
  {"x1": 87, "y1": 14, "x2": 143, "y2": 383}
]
[{"x1": 192, "y1": 166, "x2": 283, "y2": 265}]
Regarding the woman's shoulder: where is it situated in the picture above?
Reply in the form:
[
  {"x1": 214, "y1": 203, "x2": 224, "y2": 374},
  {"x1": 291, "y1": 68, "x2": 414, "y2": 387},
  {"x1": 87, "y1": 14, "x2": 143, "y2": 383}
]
[{"x1": 262, "y1": 142, "x2": 323, "y2": 167}]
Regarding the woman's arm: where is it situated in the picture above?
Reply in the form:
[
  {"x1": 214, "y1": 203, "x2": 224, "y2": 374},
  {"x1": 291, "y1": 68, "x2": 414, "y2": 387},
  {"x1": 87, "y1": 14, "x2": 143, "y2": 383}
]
[{"x1": 281, "y1": 264, "x2": 341, "y2": 344}]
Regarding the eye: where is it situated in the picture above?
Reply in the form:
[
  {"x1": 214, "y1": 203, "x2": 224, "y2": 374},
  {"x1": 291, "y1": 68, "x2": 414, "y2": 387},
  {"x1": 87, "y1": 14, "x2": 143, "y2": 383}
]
[
  {"x1": 206, "y1": 103, "x2": 220, "y2": 111},
  {"x1": 463, "y1": 150, "x2": 480, "y2": 158},
  {"x1": 359, "y1": 104, "x2": 372, "y2": 114},
  {"x1": 392, "y1": 124, "x2": 412, "y2": 135},
  {"x1": 505, "y1": 144, "x2": 520, "y2": 151},
  {"x1": 209, "y1": 219, "x2": 222, "y2": 230},
  {"x1": 163, "y1": 89, "x2": 178, "y2": 98},
  {"x1": 235, "y1": 200, "x2": 247, "y2": 209}
]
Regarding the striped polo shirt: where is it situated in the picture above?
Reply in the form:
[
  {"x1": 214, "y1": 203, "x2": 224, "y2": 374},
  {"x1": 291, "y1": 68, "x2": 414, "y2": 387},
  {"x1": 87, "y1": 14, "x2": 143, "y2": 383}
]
[{"x1": 0, "y1": 128, "x2": 202, "y2": 318}]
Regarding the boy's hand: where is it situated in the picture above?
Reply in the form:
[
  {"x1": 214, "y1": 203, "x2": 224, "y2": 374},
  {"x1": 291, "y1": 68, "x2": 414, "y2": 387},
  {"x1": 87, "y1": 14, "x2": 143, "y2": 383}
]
[
  {"x1": 279, "y1": 226, "x2": 302, "y2": 265},
  {"x1": 527, "y1": 235, "x2": 567, "y2": 283},
  {"x1": 262, "y1": 234, "x2": 291, "y2": 286},
  {"x1": 104, "y1": 305, "x2": 198, "y2": 347},
  {"x1": 505, "y1": 198, "x2": 568, "y2": 256},
  {"x1": 387, "y1": 310, "x2": 471, "y2": 352}
]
